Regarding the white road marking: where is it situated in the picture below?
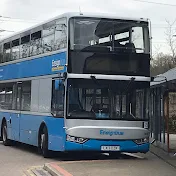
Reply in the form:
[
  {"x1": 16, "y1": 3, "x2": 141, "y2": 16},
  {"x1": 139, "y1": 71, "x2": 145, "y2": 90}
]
[{"x1": 122, "y1": 152, "x2": 145, "y2": 159}]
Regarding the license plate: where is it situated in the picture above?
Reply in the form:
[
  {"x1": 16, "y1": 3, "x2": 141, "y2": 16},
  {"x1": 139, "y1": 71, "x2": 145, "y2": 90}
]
[{"x1": 101, "y1": 146, "x2": 120, "y2": 151}]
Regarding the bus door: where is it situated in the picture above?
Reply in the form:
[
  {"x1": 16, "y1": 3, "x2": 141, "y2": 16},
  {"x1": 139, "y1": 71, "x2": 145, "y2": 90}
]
[
  {"x1": 52, "y1": 79, "x2": 65, "y2": 117},
  {"x1": 11, "y1": 82, "x2": 22, "y2": 141},
  {"x1": 51, "y1": 79, "x2": 65, "y2": 146}
]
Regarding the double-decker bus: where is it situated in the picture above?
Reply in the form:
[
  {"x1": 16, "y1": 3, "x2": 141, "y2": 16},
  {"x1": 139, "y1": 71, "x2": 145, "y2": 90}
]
[{"x1": 0, "y1": 12, "x2": 151, "y2": 157}]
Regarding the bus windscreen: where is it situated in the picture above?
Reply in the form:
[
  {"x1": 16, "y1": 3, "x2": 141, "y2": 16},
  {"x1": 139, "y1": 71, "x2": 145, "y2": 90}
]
[
  {"x1": 68, "y1": 17, "x2": 150, "y2": 76},
  {"x1": 69, "y1": 17, "x2": 149, "y2": 53},
  {"x1": 66, "y1": 79, "x2": 149, "y2": 120}
]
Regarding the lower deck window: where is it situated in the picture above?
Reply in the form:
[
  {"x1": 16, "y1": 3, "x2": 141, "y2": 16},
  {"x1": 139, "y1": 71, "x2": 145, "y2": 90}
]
[
  {"x1": 21, "y1": 81, "x2": 31, "y2": 111},
  {"x1": 0, "y1": 81, "x2": 31, "y2": 111}
]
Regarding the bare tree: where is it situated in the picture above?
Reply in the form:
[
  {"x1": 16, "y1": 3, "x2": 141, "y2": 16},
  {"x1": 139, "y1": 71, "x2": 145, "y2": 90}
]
[
  {"x1": 151, "y1": 52, "x2": 174, "y2": 76},
  {"x1": 165, "y1": 19, "x2": 176, "y2": 63},
  {"x1": 150, "y1": 20, "x2": 176, "y2": 76},
  {"x1": 152, "y1": 44, "x2": 162, "y2": 59}
]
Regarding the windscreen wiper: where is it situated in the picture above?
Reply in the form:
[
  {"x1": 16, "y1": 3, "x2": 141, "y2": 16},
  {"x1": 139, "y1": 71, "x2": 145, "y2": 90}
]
[
  {"x1": 90, "y1": 75, "x2": 100, "y2": 86},
  {"x1": 123, "y1": 77, "x2": 135, "y2": 93}
]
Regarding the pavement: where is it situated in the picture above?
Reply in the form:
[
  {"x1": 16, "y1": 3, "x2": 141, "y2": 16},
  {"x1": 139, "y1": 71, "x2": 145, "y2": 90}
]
[
  {"x1": 0, "y1": 141, "x2": 55, "y2": 176},
  {"x1": 0, "y1": 141, "x2": 176, "y2": 176},
  {"x1": 26, "y1": 151, "x2": 176, "y2": 176},
  {"x1": 150, "y1": 144, "x2": 176, "y2": 169},
  {"x1": 49, "y1": 153, "x2": 176, "y2": 176}
]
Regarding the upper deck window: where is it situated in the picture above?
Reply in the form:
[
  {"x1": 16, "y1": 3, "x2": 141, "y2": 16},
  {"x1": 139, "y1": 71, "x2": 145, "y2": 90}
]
[
  {"x1": 30, "y1": 31, "x2": 42, "y2": 56},
  {"x1": 20, "y1": 35, "x2": 30, "y2": 58},
  {"x1": 68, "y1": 17, "x2": 150, "y2": 76},
  {"x1": 12, "y1": 39, "x2": 20, "y2": 60},
  {"x1": 0, "y1": 17, "x2": 67, "y2": 64},
  {"x1": 43, "y1": 21, "x2": 55, "y2": 53},
  {"x1": 69, "y1": 17, "x2": 149, "y2": 54},
  {"x1": 3, "y1": 42, "x2": 11, "y2": 62},
  {"x1": 55, "y1": 18, "x2": 67, "y2": 50}
]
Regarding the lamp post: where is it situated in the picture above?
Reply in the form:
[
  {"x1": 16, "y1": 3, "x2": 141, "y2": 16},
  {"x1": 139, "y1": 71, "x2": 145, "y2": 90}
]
[
  {"x1": 0, "y1": 15, "x2": 11, "y2": 19},
  {"x1": 0, "y1": 29, "x2": 14, "y2": 33},
  {"x1": 0, "y1": 15, "x2": 14, "y2": 31},
  {"x1": 0, "y1": 29, "x2": 5, "y2": 32},
  {"x1": 0, "y1": 16, "x2": 15, "y2": 34},
  {"x1": 0, "y1": 15, "x2": 15, "y2": 39}
]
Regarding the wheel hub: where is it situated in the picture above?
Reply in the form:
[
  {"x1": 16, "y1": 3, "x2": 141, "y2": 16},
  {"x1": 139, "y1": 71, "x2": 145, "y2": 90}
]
[
  {"x1": 2, "y1": 126, "x2": 7, "y2": 142},
  {"x1": 40, "y1": 134, "x2": 45, "y2": 150}
]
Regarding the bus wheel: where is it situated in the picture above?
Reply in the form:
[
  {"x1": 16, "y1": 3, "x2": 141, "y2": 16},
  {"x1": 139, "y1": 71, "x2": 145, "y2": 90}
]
[
  {"x1": 2, "y1": 122, "x2": 11, "y2": 146},
  {"x1": 40, "y1": 127, "x2": 50, "y2": 158}
]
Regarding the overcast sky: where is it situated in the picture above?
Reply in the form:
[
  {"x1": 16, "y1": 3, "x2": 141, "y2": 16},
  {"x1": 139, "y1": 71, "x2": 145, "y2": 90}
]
[{"x1": 0, "y1": 0, "x2": 176, "y2": 55}]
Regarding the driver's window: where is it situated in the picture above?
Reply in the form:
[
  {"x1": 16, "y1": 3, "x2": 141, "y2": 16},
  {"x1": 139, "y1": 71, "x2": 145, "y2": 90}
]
[
  {"x1": 132, "y1": 27, "x2": 144, "y2": 53},
  {"x1": 51, "y1": 79, "x2": 64, "y2": 117}
]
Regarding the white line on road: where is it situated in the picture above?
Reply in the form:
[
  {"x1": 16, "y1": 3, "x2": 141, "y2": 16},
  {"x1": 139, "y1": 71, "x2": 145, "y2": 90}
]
[{"x1": 122, "y1": 152, "x2": 145, "y2": 159}]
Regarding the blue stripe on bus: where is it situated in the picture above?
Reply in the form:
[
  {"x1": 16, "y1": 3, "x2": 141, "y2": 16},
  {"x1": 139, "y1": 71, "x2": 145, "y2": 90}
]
[
  {"x1": 0, "y1": 112, "x2": 66, "y2": 151},
  {"x1": 0, "y1": 111, "x2": 149, "y2": 153},
  {"x1": 65, "y1": 140, "x2": 149, "y2": 153},
  {"x1": 0, "y1": 51, "x2": 66, "y2": 81}
]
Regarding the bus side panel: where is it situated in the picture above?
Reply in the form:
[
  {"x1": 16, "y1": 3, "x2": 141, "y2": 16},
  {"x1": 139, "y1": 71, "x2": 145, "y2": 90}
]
[
  {"x1": 0, "y1": 112, "x2": 12, "y2": 140},
  {"x1": 0, "y1": 51, "x2": 67, "y2": 81},
  {"x1": 19, "y1": 114, "x2": 44, "y2": 146},
  {"x1": 11, "y1": 113, "x2": 20, "y2": 141},
  {"x1": 19, "y1": 114, "x2": 65, "y2": 151},
  {"x1": 45, "y1": 117, "x2": 66, "y2": 151}
]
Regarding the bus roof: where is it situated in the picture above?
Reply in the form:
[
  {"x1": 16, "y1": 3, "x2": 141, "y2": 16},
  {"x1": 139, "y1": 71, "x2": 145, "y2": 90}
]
[
  {"x1": 65, "y1": 12, "x2": 148, "y2": 22},
  {"x1": 0, "y1": 12, "x2": 149, "y2": 43}
]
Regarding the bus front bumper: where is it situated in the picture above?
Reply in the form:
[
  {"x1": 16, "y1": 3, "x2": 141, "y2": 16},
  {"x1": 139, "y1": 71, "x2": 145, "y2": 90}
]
[{"x1": 65, "y1": 139, "x2": 150, "y2": 153}]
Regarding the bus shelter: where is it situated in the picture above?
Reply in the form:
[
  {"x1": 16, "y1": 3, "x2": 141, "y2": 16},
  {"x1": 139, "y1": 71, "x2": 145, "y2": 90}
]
[{"x1": 150, "y1": 68, "x2": 176, "y2": 154}]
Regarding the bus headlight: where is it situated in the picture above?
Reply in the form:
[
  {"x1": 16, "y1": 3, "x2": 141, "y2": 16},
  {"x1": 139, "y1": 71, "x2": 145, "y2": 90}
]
[
  {"x1": 133, "y1": 138, "x2": 149, "y2": 145},
  {"x1": 66, "y1": 135, "x2": 88, "y2": 144}
]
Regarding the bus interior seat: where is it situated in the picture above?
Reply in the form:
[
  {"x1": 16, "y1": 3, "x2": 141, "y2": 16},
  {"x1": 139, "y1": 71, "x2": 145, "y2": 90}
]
[
  {"x1": 68, "y1": 104, "x2": 96, "y2": 118},
  {"x1": 91, "y1": 103, "x2": 109, "y2": 113},
  {"x1": 124, "y1": 42, "x2": 136, "y2": 52},
  {"x1": 69, "y1": 104, "x2": 81, "y2": 112}
]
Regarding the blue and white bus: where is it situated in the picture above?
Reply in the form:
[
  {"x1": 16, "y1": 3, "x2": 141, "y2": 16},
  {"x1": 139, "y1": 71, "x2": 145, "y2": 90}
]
[{"x1": 0, "y1": 12, "x2": 151, "y2": 157}]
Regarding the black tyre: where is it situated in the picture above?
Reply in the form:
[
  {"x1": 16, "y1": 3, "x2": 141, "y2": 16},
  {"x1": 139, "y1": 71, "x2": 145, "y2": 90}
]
[
  {"x1": 39, "y1": 126, "x2": 50, "y2": 158},
  {"x1": 2, "y1": 122, "x2": 11, "y2": 146}
]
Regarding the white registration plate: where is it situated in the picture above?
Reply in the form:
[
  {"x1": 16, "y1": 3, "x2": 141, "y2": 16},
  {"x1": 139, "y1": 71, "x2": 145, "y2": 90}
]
[{"x1": 101, "y1": 146, "x2": 120, "y2": 151}]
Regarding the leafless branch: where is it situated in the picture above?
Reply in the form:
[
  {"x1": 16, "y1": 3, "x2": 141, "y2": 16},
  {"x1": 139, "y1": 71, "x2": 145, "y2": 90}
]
[{"x1": 165, "y1": 19, "x2": 176, "y2": 63}]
